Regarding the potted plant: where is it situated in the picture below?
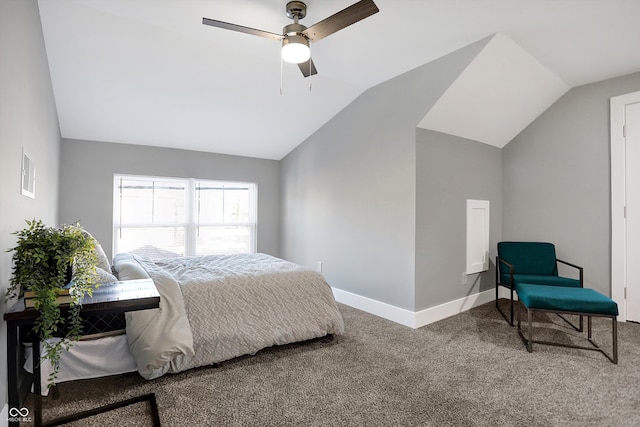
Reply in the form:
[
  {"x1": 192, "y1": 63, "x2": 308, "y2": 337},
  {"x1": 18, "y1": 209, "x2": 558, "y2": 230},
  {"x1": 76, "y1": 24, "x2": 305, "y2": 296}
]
[{"x1": 5, "y1": 219, "x2": 100, "y2": 388}]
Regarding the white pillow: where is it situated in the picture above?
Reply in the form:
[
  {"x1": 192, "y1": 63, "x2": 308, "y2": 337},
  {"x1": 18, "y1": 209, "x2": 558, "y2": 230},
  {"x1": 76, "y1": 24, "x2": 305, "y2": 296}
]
[
  {"x1": 80, "y1": 229, "x2": 112, "y2": 272},
  {"x1": 94, "y1": 243, "x2": 111, "y2": 272},
  {"x1": 112, "y1": 253, "x2": 151, "y2": 281},
  {"x1": 95, "y1": 267, "x2": 118, "y2": 284}
]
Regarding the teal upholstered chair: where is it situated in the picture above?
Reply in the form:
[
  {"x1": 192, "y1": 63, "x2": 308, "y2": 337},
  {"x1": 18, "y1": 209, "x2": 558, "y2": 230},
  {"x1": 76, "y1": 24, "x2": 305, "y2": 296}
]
[{"x1": 496, "y1": 242, "x2": 583, "y2": 325}]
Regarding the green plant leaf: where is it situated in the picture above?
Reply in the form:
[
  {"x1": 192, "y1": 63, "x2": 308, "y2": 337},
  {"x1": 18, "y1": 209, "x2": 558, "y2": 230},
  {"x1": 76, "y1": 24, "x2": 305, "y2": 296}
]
[{"x1": 6, "y1": 219, "x2": 100, "y2": 390}]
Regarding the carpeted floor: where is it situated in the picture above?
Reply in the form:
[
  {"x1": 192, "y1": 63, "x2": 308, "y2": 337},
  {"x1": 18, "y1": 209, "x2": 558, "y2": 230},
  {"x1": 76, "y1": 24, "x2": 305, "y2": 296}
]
[{"x1": 29, "y1": 300, "x2": 640, "y2": 426}]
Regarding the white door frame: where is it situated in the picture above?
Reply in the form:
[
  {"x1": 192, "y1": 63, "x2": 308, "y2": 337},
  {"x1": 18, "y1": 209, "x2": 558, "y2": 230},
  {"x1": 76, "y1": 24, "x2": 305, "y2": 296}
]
[{"x1": 611, "y1": 90, "x2": 640, "y2": 322}]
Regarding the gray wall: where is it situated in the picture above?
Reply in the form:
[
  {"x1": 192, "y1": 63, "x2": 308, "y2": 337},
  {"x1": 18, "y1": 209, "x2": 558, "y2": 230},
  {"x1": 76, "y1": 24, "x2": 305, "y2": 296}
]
[
  {"x1": 59, "y1": 139, "x2": 281, "y2": 259},
  {"x1": 415, "y1": 130, "x2": 502, "y2": 311},
  {"x1": 0, "y1": 0, "x2": 61, "y2": 415},
  {"x1": 503, "y1": 71, "x2": 640, "y2": 296},
  {"x1": 281, "y1": 38, "x2": 488, "y2": 311}
]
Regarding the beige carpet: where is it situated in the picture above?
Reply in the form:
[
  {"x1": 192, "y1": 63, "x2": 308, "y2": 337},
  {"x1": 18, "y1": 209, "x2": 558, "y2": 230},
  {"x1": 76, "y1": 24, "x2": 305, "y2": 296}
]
[{"x1": 29, "y1": 300, "x2": 640, "y2": 426}]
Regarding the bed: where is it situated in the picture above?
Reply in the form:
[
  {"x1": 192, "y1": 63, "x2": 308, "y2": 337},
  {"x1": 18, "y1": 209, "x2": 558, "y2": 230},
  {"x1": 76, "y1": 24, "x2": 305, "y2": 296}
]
[{"x1": 26, "y1": 251, "x2": 345, "y2": 392}]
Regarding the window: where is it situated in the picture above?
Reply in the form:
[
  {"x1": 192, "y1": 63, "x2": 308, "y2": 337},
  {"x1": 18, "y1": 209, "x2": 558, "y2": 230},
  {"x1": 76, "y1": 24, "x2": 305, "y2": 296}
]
[{"x1": 113, "y1": 175, "x2": 256, "y2": 258}]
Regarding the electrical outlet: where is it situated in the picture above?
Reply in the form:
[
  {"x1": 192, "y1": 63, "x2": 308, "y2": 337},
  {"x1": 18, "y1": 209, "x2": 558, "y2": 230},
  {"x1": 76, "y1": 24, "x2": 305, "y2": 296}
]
[
  {"x1": 317, "y1": 262, "x2": 323, "y2": 272},
  {"x1": 462, "y1": 272, "x2": 467, "y2": 285}
]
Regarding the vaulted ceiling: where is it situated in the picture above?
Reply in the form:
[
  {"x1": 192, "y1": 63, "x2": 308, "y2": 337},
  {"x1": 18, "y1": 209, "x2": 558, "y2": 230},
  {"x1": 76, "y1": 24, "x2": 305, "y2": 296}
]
[
  {"x1": 418, "y1": 33, "x2": 570, "y2": 148},
  {"x1": 37, "y1": 0, "x2": 640, "y2": 160}
]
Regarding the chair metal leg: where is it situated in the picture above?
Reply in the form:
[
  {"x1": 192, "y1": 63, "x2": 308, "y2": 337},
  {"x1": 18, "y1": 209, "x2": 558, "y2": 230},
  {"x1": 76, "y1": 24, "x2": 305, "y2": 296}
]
[
  {"x1": 516, "y1": 301, "x2": 526, "y2": 348},
  {"x1": 496, "y1": 283, "x2": 516, "y2": 326},
  {"x1": 510, "y1": 287, "x2": 515, "y2": 326},
  {"x1": 518, "y1": 307, "x2": 618, "y2": 364},
  {"x1": 527, "y1": 308, "x2": 533, "y2": 352},
  {"x1": 613, "y1": 318, "x2": 618, "y2": 364},
  {"x1": 579, "y1": 315, "x2": 584, "y2": 332},
  {"x1": 556, "y1": 313, "x2": 584, "y2": 332}
]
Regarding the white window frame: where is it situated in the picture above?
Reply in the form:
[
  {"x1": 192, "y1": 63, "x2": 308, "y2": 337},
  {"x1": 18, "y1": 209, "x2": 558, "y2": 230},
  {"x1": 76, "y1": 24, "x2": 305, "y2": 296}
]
[{"x1": 113, "y1": 174, "x2": 257, "y2": 257}]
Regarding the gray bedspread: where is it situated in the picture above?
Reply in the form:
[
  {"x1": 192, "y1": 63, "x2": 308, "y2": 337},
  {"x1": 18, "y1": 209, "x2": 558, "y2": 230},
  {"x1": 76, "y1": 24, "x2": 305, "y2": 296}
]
[{"x1": 113, "y1": 253, "x2": 344, "y2": 379}]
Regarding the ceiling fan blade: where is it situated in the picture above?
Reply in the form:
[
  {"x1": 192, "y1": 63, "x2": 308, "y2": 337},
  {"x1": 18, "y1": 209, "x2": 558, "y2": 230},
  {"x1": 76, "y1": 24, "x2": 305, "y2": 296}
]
[
  {"x1": 302, "y1": 0, "x2": 379, "y2": 42},
  {"x1": 202, "y1": 17, "x2": 282, "y2": 41},
  {"x1": 298, "y1": 58, "x2": 318, "y2": 78}
]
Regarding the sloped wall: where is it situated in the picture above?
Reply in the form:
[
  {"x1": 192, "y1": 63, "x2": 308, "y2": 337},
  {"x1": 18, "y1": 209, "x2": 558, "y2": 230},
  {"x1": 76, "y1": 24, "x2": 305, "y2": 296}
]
[
  {"x1": 281, "y1": 38, "x2": 489, "y2": 311},
  {"x1": 418, "y1": 33, "x2": 569, "y2": 148},
  {"x1": 0, "y1": 0, "x2": 61, "y2": 417}
]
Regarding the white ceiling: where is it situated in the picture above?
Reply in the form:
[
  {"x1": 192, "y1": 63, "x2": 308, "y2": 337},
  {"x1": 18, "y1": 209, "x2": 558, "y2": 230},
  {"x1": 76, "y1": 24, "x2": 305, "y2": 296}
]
[
  {"x1": 418, "y1": 33, "x2": 570, "y2": 148},
  {"x1": 37, "y1": 0, "x2": 640, "y2": 160}
]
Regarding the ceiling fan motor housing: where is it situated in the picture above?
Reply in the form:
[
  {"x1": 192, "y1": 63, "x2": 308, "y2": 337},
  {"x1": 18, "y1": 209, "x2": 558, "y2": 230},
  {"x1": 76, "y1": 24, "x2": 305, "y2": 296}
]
[
  {"x1": 283, "y1": 23, "x2": 306, "y2": 36},
  {"x1": 282, "y1": 34, "x2": 309, "y2": 48},
  {"x1": 286, "y1": 1, "x2": 307, "y2": 20}
]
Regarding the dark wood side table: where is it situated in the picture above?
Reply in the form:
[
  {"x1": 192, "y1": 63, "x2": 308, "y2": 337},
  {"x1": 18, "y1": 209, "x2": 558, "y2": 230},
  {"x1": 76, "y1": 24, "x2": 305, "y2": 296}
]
[{"x1": 4, "y1": 279, "x2": 160, "y2": 427}]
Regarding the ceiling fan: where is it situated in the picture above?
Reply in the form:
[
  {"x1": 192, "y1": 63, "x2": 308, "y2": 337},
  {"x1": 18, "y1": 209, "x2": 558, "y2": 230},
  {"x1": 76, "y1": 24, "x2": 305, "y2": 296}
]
[{"x1": 202, "y1": 0, "x2": 379, "y2": 77}]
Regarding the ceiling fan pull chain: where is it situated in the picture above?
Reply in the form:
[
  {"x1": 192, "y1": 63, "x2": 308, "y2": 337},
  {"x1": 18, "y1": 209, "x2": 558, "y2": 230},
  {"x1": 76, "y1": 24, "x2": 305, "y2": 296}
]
[{"x1": 280, "y1": 56, "x2": 284, "y2": 95}]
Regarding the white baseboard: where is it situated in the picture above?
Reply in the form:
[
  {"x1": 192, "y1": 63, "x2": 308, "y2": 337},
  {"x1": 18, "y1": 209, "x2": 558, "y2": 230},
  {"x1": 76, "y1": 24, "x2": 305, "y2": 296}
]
[
  {"x1": 331, "y1": 288, "x2": 417, "y2": 328},
  {"x1": 498, "y1": 286, "x2": 512, "y2": 300},
  {"x1": 1, "y1": 403, "x2": 8, "y2": 427},
  {"x1": 332, "y1": 287, "x2": 503, "y2": 329},
  {"x1": 414, "y1": 289, "x2": 497, "y2": 328}
]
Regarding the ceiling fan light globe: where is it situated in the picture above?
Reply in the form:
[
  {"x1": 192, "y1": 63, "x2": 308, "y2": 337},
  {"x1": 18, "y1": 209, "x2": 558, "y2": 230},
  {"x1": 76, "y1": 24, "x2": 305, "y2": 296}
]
[{"x1": 281, "y1": 36, "x2": 310, "y2": 64}]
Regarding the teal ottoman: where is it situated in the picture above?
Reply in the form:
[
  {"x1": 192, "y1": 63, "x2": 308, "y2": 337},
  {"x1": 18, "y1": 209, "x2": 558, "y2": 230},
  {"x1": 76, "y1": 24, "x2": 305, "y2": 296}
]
[{"x1": 515, "y1": 283, "x2": 618, "y2": 363}]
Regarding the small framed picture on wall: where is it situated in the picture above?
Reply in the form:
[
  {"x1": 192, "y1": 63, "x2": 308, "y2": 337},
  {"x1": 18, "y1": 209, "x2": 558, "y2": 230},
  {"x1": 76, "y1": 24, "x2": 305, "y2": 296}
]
[{"x1": 21, "y1": 148, "x2": 35, "y2": 198}]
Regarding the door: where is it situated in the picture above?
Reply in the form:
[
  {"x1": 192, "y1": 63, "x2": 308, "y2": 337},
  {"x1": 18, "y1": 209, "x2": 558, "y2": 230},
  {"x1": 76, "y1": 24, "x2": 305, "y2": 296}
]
[{"x1": 626, "y1": 101, "x2": 640, "y2": 322}]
